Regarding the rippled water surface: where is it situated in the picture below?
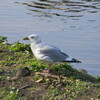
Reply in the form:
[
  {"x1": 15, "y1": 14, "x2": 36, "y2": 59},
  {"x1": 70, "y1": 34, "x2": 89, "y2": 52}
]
[{"x1": 0, "y1": 0, "x2": 100, "y2": 76}]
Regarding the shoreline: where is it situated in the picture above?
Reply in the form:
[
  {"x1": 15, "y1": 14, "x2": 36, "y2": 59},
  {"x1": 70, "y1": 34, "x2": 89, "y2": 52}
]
[{"x1": 0, "y1": 36, "x2": 100, "y2": 100}]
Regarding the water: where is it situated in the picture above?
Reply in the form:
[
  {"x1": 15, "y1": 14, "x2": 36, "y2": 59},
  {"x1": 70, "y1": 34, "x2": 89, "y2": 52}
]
[{"x1": 0, "y1": 0, "x2": 100, "y2": 76}]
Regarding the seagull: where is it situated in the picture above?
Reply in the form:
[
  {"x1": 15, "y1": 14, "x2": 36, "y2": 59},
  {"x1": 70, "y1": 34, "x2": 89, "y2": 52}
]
[{"x1": 23, "y1": 34, "x2": 81, "y2": 73}]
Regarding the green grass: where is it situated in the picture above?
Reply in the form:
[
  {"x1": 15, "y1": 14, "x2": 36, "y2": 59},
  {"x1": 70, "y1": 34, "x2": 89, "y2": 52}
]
[{"x1": 0, "y1": 36, "x2": 100, "y2": 100}]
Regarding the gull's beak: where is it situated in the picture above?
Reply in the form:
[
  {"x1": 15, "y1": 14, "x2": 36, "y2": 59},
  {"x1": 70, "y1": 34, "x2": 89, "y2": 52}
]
[{"x1": 23, "y1": 37, "x2": 29, "y2": 40}]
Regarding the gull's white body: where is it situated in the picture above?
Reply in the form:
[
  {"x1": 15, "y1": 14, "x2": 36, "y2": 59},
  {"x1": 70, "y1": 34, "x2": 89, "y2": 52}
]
[
  {"x1": 31, "y1": 42, "x2": 69, "y2": 64},
  {"x1": 23, "y1": 34, "x2": 81, "y2": 73}
]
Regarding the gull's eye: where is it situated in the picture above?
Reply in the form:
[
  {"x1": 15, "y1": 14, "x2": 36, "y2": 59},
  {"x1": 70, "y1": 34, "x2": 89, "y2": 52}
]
[{"x1": 31, "y1": 36, "x2": 34, "y2": 38}]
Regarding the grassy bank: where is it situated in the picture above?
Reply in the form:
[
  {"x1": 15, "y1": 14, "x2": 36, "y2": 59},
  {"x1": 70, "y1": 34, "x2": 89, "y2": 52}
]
[{"x1": 0, "y1": 36, "x2": 100, "y2": 100}]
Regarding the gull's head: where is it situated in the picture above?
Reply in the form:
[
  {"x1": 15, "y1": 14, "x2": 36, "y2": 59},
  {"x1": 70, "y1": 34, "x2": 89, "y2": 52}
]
[{"x1": 23, "y1": 34, "x2": 41, "y2": 44}]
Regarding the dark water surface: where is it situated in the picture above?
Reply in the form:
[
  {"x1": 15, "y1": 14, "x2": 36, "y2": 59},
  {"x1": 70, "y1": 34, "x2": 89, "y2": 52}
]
[{"x1": 0, "y1": 0, "x2": 100, "y2": 76}]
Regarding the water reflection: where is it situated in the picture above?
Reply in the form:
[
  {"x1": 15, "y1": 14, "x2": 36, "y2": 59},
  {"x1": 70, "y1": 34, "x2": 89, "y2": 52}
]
[{"x1": 15, "y1": 0, "x2": 100, "y2": 19}]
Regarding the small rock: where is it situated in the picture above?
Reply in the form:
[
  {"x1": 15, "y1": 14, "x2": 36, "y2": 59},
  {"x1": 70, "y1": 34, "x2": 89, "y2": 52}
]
[
  {"x1": 10, "y1": 91, "x2": 14, "y2": 94},
  {"x1": 15, "y1": 67, "x2": 31, "y2": 79},
  {"x1": 7, "y1": 76, "x2": 10, "y2": 80}
]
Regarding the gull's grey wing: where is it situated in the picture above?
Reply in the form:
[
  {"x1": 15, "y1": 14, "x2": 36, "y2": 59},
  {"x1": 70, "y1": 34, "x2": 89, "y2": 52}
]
[{"x1": 39, "y1": 44, "x2": 69, "y2": 62}]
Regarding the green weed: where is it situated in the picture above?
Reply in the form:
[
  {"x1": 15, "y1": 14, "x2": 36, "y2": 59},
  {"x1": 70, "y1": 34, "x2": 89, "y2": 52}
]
[
  {"x1": 0, "y1": 36, "x2": 7, "y2": 42},
  {"x1": 96, "y1": 76, "x2": 100, "y2": 82},
  {"x1": 10, "y1": 42, "x2": 31, "y2": 53}
]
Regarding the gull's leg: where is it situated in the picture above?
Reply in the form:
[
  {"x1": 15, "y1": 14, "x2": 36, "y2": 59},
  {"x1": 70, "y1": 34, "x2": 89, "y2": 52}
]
[{"x1": 43, "y1": 64, "x2": 51, "y2": 73}]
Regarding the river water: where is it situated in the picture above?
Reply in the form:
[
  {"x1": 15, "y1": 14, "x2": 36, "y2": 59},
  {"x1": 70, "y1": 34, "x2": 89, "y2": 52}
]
[{"x1": 0, "y1": 0, "x2": 100, "y2": 76}]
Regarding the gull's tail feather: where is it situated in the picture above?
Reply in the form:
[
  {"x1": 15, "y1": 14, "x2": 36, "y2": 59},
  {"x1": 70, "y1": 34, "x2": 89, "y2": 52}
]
[{"x1": 63, "y1": 58, "x2": 81, "y2": 63}]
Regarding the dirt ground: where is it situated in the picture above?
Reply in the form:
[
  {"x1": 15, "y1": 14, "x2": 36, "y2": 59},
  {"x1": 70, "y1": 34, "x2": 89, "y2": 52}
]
[{"x1": 0, "y1": 41, "x2": 100, "y2": 100}]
